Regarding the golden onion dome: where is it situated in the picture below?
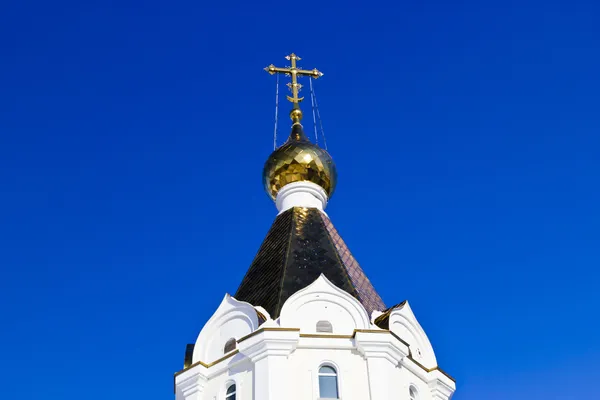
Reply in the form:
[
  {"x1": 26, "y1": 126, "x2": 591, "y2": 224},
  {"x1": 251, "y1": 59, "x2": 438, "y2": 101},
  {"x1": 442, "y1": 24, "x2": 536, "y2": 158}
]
[{"x1": 263, "y1": 122, "x2": 337, "y2": 200}]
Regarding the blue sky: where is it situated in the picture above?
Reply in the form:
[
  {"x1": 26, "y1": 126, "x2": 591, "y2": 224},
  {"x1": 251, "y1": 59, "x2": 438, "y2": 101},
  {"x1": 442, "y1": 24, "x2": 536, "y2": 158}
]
[{"x1": 1, "y1": 0, "x2": 599, "y2": 399}]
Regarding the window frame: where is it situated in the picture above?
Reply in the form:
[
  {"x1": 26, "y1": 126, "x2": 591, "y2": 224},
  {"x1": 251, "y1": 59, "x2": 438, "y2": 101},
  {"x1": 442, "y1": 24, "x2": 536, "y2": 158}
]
[
  {"x1": 409, "y1": 385, "x2": 419, "y2": 400},
  {"x1": 316, "y1": 320, "x2": 333, "y2": 333},
  {"x1": 225, "y1": 382, "x2": 236, "y2": 400},
  {"x1": 317, "y1": 362, "x2": 340, "y2": 400},
  {"x1": 223, "y1": 338, "x2": 237, "y2": 354}
]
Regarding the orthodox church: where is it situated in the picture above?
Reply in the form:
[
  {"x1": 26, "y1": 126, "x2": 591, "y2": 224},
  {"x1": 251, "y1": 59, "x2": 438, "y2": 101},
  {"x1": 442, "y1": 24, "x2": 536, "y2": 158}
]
[{"x1": 174, "y1": 54, "x2": 456, "y2": 400}]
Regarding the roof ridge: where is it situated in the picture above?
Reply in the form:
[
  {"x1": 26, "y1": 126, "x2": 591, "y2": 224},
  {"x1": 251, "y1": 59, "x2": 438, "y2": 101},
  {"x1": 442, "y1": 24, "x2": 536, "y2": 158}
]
[
  {"x1": 274, "y1": 207, "x2": 297, "y2": 317},
  {"x1": 318, "y1": 211, "x2": 361, "y2": 300},
  {"x1": 318, "y1": 212, "x2": 386, "y2": 316}
]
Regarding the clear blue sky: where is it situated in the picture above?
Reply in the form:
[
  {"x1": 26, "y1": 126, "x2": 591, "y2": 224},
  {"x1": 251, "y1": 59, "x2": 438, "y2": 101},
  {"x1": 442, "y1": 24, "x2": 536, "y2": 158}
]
[{"x1": 1, "y1": 0, "x2": 598, "y2": 399}]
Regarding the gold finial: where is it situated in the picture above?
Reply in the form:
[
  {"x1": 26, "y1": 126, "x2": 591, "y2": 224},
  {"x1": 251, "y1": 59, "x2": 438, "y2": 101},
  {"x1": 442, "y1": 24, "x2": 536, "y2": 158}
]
[{"x1": 265, "y1": 53, "x2": 323, "y2": 123}]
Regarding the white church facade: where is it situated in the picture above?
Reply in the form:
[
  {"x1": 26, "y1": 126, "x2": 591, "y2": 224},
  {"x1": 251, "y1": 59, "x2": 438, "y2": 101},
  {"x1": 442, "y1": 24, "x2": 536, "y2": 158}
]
[{"x1": 174, "y1": 54, "x2": 456, "y2": 400}]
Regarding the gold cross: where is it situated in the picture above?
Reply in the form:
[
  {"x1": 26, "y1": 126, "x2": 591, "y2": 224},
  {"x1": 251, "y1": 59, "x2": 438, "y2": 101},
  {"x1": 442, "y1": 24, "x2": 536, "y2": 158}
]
[{"x1": 265, "y1": 53, "x2": 323, "y2": 108}]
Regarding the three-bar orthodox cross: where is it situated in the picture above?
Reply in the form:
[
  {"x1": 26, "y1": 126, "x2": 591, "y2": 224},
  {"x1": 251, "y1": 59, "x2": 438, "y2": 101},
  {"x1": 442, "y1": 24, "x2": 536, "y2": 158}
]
[{"x1": 265, "y1": 53, "x2": 323, "y2": 109}]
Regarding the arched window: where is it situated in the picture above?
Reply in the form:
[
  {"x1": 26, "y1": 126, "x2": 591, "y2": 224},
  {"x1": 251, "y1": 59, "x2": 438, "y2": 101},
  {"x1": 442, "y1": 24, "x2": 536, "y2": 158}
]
[
  {"x1": 224, "y1": 338, "x2": 236, "y2": 354},
  {"x1": 409, "y1": 386, "x2": 419, "y2": 400},
  {"x1": 318, "y1": 365, "x2": 339, "y2": 399},
  {"x1": 316, "y1": 320, "x2": 333, "y2": 333},
  {"x1": 226, "y1": 384, "x2": 236, "y2": 400}
]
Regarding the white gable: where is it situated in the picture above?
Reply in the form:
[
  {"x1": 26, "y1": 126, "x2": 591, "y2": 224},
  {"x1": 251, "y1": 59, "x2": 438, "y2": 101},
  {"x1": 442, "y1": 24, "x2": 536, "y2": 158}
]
[
  {"x1": 279, "y1": 274, "x2": 371, "y2": 334},
  {"x1": 389, "y1": 301, "x2": 438, "y2": 368},
  {"x1": 192, "y1": 294, "x2": 260, "y2": 364}
]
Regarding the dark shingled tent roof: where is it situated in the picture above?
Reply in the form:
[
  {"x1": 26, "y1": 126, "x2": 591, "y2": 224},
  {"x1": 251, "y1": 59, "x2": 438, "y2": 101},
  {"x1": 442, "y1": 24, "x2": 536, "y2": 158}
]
[{"x1": 234, "y1": 207, "x2": 386, "y2": 319}]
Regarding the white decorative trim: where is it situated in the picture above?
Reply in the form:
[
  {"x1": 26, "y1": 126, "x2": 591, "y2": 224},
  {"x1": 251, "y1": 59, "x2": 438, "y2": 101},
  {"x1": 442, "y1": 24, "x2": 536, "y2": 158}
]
[
  {"x1": 389, "y1": 301, "x2": 437, "y2": 368},
  {"x1": 254, "y1": 305, "x2": 272, "y2": 322},
  {"x1": 314, "y1": 360, "x2": 343, "y2": 400},
  {"x1": 355, "y1": 331, "x2": 409, "y2": 364},
  {"x1": 175, "y1": 369, "x2": 208, "y2": 400},
  {"x1": 275, "y1": 181, "x2": 329, "y2": 213},
  {"x1": 399, "y1": 357, "x2": 430, "y2": 382},
  {"x1": 238, "y1": 329, "x2": 300, "y2": 363},
  {"x1": 193, "y1": 294, "x2": 260, "y2": 364},
  {"x1": 223, "y1": 379, "x2": 237, "y2": 400},
  {"x1": 428, "y1": 370, "x2": 456, "y2": 400},
  {"x1": 279, "y1": 274, "x2": 371, "y2": 333},
  {"x1": 236, "y1": 329, "x2": 300, "y2": 400},
  {"x1": 370, "y1": 310, "x2": 384, "y2": 324},
  {"x1": 409, "y1": 384, "x2": 419, "y2": 400},
  {"x1": 355, "y1": 331, "x2": 408, "y2": 400}
]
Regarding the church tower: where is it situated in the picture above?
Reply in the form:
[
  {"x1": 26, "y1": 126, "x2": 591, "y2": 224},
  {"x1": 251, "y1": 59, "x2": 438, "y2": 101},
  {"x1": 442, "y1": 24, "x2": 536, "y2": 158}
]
[{"x1": 174, "y1": 54, "x2": 456, "y2": 400}]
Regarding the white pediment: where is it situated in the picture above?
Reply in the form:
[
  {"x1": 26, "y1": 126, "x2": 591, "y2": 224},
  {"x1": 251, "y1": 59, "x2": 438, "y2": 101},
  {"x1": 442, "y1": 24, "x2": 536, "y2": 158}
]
[{"x1": 279, "y1": 274, "x2": 371, "y2": 334}]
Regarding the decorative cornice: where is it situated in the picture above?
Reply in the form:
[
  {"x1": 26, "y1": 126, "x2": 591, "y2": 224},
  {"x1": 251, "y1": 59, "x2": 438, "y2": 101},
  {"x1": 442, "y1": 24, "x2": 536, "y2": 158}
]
[
  {"x1": 238, "y1": 327, "x2": 301, "y2": 344},
  {"x1": 428, "y1": 369, "x2": 456, "y2": 399},
  {"x1": 174, "y1": 350, "x2": 239, "y2": 377},
  {"x1": 354, "y1": 329, "x2": 388, "y2": 334},
  {"x1": 173, "y1": 363, "x2": 209, "y2": 395},
  {"x1": 299, "y1": 333, "x2": 354, "y2": 339},
  {"x1": 407, "y1": 355, "x2": 456, "y2": 383},
  {"x1": 238, "y1": 327, "x2": 300, "y2": 363},
  {"x1": 355, "y1": 330, "x2": 410, "y2": 364},
  {"x1": 388, "y1": 330, "x2": 411, "y2": 348},
  {"x1": 175, "y1": 328, "x2": 300, "y2": 377},
  {"x1": 176, "y1": 369, "x2": 207, "y2": 393},
  {"x1": 435, "y1": 366, "x2": 455, "y2": 383},
  {"x1": 174, "y1": 327, "x2": 455, "y2": 385}
]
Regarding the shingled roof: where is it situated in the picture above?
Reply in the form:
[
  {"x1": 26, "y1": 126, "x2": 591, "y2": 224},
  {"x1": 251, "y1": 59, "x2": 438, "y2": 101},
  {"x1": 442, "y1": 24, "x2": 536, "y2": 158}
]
[{"x1": 234, "y1": 207, "x2": 386, "y2": 319}]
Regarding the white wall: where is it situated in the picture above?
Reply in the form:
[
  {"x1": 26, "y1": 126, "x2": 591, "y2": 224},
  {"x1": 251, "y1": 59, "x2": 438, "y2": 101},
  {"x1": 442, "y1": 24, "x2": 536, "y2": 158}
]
[{"x1": 176, "y1": 338, "x2": 445, "y2": 400}]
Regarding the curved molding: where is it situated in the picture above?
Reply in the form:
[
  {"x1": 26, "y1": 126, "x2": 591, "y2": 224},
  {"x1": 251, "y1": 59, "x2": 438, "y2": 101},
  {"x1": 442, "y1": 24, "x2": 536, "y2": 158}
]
[
  {"x1": 193, "y1": 294, "x2": 260, "y2": 364},
  {"x1": 317, "y1": 359, "x2": 342, "y2": 372},
  {"x1": 371, "y1": 310, "x2": 384, "y2": 323},
  {"x1": 279, "y1": 274, "x2": 371, "y2": 333},
  {"x1": 254, "y1": 305, "x2": 272, "y2": 323},
  {"x1": 221, "y1": 379, "x2": 237, "y2": 400},
  {"x1": 389, "y1": 301, "x2": 437, "y2": 368}
]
